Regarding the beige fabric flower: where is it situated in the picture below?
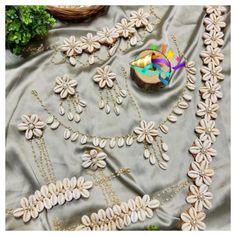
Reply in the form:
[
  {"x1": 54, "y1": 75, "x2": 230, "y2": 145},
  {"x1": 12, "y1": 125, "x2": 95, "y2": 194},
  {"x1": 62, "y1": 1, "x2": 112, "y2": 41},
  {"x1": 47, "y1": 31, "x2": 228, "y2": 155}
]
[
  {"x1": 130, "y1": 8, "x2": 149, "y2": 27},
  {"x1": 188, "y1": 161, "x2": 214, "y2": 186},
  {"x1": 196, "y1": 99, "x2": 219, "y2": 120},
  {"x1": 201, "y1": 62, "x2": 224, "y2": 82},
  {"x1": 186, "y1": 185, "x2": 213, "y2": 211},
  {"x1": 80, "y1": 33, "x2": 101, "y2": 53},
  {"x1": 200, "y1": 79, "x2": 223, "y2": 103},
  {"x1": 200, "y1": 46, "x2": 224, "y2": 66},
  {"x1": 129, "y1": 195, "x2": 160, "y2": 222},
  {"x1": 61, "y1": 36, "x2": 83, "y2": 57},
  {"x1": 204, "y1": 14, "x2": 226, "y2": 32},
  {"x1": 93, "y1": 65, "x2": 116, "y2": 88},
  {"x1": 134, "y1": 120, "x2": 158, "y2": 144},
  {"x1": 18, "y1": 114, "x2": 45, "y2": 140},
  {"x1": 115, "y1": 18, "x2": 136, "y2": 38},
  {"x1": 181, "y1": 207, "x2": 206, "y2": 231},
  {"x1": 189, "y1": 138, "x2": 217, "y2": 163},
  {"x1": 97, "y1": 27, "x2": 119, "y2": 45},
  {"x1": 203, "y1": 30, "x2": 224, "y2": 48},
  {"x1": 54, "y1": 74, "x2": 77, "y2": 99},
  {"x1": 195, "y1": 117, "x2": 220, "y2": 143},
  {"x1": 206, "y1": 6, "x2": 227, "y2": 16},
  {"x1": 81, "y1": 149, "x2": 107, "y2": 170}
]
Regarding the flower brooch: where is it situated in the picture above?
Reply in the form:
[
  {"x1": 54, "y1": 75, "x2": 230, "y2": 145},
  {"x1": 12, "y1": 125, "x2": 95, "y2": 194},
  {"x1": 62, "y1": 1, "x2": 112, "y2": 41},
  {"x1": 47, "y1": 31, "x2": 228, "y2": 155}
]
[
  {"x1": 18, "y1": 114, "x2": 45, "y2": 140},
  {"x1": 81, "y1": 149, "x2": 107, "y2": 171}
]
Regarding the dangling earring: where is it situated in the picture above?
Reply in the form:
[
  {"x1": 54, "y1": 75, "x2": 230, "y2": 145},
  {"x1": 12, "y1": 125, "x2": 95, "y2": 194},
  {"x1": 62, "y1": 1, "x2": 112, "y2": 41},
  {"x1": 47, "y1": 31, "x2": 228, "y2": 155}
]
[
  {"x1": 93, "y1": 65, "x2": 127, "y2": 116},
  {"x1": 53, "y1": 74, "x2": 86, "y2": 123},
  {"x1": 17, "y1": 114, "x2": 56, "y2": 184}
]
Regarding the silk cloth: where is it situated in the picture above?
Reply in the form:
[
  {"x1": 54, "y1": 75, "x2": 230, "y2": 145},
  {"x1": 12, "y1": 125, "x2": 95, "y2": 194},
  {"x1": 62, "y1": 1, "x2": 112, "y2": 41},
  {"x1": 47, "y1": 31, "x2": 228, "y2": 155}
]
[{"x1": 5, "y1": 5, "x2": 231, "y2": 230}]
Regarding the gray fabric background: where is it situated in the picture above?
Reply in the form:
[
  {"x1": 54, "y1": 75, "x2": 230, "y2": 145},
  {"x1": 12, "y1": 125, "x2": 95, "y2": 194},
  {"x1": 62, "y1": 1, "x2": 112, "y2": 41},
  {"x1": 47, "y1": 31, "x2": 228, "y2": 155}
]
[{"x1": 5, "y1": 5, "x2": 230, "y2": 230}]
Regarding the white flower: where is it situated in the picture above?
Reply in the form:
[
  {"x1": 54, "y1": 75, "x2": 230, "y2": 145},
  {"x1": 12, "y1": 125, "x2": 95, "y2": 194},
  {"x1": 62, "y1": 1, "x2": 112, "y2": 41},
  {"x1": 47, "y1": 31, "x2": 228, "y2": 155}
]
[
  {"x1": 196, "y1": 99, "x2": 219, "y2": 120},
  {"x1": 195, "y1": 117, "x2": 220, "y2": 143},
  {"x1": 97, "y1": 27, "x2": 119, "y2": 45},
  {"x1": 13, "y1": 197, "x2": 38, "y2": 223},
  {"x1": 134, "y1": 120, "x2": 158, "y2": 144},
  {"x1": 93, "y1": 65, "x2": 116, "y2": 88},
  {"x1": 181, "y1": 207, "x2": 206, "y2": 231},
  {"x1": 189, "y1": 139, "x2": 217, "y2": 163},
  {"x1": 115, "y1": 18, "x2": 136, "y2": 38},
  {"x1": 76, "y1": 176, "x2": 93, "y2": 198},
  {"x1": 200, "y1": 79, "x2": 223, "y2": 103},
  {"x1": 61, "y1": 36, "x2": 83, "y2": 57},
  {"x1": 130, "y1": 8, "x2": 149, "y2": 27},
  {"x1": 206, "y1": 6, "x2": 227, "y2": 16},
  {"x1": 188, "y1": 161, "x2": 215, "y2": 186},
  {"x1": 204, "y1": 14, "x2": 226, "y2": 32},
  {"x1": 201, "y1": 62, "x2": 224, "y2": 82},
  {"x1": 203, "y1": 30, "x2": 224, "y2": 48},
  {"x1": 200, "y1": 46, "x2": 224, "y2": 66},
  {"x1": 129, "y1": 195, "x2": 160, "y2": 222},
  {"x1": 186, "y1": 185, "x2": 213, "y2": 212},
  {"x1": 81, "y1": 149, "x2": 107, "y2": 170},
  {"x1": 80, "y1": 33, "x2": 101, "y2": 53},
  {"x1": 54, "y1": 74, "x2": 77, "y2": 99},
  {"x1": 18, "y1": 114, "x2": 45, "y2": 140}
]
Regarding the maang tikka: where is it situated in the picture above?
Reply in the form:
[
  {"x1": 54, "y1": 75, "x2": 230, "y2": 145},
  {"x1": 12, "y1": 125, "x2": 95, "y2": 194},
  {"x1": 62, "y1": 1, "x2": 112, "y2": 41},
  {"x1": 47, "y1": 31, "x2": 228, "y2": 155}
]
[
  {"x1": 93, "y1": 65, "x2": 127, "y2": 116},
  {"x1": 53, "y1": 74, "x2": 86, "y2": 123}
]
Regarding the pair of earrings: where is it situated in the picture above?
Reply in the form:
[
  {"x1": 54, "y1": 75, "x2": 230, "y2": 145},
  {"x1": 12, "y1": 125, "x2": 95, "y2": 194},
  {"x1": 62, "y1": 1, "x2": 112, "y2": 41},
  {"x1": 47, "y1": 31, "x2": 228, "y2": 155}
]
[{"x1": 53, "y1": 65, "x2": 127, "y2": 122}]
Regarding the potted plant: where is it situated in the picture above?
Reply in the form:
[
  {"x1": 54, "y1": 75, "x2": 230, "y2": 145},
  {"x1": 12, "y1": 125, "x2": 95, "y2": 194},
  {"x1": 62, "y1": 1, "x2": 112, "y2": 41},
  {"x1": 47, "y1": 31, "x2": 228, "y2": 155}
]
[{"x1": 6, "y1": 6, "x2": 56, "y2": 56}]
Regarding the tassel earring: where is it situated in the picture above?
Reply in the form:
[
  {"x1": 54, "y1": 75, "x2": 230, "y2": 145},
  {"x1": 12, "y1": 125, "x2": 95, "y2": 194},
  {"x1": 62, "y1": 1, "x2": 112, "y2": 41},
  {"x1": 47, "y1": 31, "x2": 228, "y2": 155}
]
[
  {"x1": 17, "y1": 114, "x2": 56, "y2": 184},
  {"x1": 93, "y1": 65, "x2": 127, "y2": 116},
  {"x1": 53, "y1": 74, "x2": 86, "y2": 123}
]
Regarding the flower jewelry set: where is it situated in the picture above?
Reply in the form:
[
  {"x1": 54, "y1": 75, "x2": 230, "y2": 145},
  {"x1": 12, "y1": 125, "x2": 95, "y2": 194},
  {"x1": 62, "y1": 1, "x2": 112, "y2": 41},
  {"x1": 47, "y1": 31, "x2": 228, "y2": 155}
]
[{"x1": 13, "y1": 6, "x2": 227, "y2": 231}]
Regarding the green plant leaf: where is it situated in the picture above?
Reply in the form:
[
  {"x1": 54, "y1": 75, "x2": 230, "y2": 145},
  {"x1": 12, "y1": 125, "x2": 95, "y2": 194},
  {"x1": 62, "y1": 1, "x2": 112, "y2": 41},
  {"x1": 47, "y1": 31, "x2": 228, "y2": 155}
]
[{"x1": 6, "y1": 5, "x2": 56, "y2": 55}]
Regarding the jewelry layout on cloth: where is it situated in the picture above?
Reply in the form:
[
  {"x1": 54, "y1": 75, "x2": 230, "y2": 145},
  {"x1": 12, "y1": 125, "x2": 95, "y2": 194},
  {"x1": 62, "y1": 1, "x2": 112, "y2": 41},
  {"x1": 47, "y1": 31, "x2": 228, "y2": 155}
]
[
  {"x1": 31, "y1": 42, "x2": 196, "y2": 171},
  {"x1": 17, "y1": 114, "x2": 56, "y2": 184},
  {"x1": 179, "y1": 5, "x2": 227, "y2": 231},
  {"x1": 76, "y1": 194, "x2": 160, "y2": 230},
  {"x1": 93, "y1": 65, "x2": 127, "y2": 115},
  {"x1": 53, "y1": 74, "x2": 86, "y2": 123},
  {"x1": 52, "y1": 8, "x2": 161, "y2": 67},
  {"x1": 12, "y1": 176, "x2": 93, "y2": 223},
  {"x1": 86, "y1": 168, "x2": 131, "y2": 206}
]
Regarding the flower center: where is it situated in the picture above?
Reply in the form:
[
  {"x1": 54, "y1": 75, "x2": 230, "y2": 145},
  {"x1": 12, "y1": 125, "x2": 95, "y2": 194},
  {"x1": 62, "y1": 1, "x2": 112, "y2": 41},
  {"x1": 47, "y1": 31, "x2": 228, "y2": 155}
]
[
  {"x1": 197, "y1": 193, "x2": 205, "y2": 201},
  {"x1": 199, "y1": 170, "x2": 206, "y2": 176},
  {"x1": 205, "y1": 127, "x2": 212, "y2": 134},
  {"x1": 201, "y1": 148, "x2": 207, "y2": 154},
  {"x1": 211, "y1": 36, "x2": 217, "y2": 41},
  {"x1": 209, "y1": 88, "x2": 215, "y2": 94},
  {"x1": 206, "y1": 107, "x2": 212, "y2": 113},
  {"x1": 143, "y1": 129, "x2": 149, "y2": 135},
  {"x1": 191, "y1": 219, "x2": 197, "y2": 226},
  {"x1": 28, "y1": 123, "x2": 35, "y2": 130},
  {"x1": 62, "y1": 82, "x2": 69, "y2": 89}
]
